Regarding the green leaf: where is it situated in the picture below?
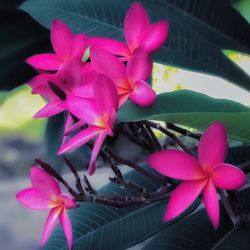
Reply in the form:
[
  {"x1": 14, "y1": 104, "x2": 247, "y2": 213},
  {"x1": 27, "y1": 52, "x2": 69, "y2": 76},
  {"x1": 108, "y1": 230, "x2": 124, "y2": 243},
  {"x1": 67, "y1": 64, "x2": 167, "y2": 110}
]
[
  {"x1": 42, "y1": 166, "x2": 199, "y2": 250},
  {"x1": 143, "y1": 188, "x2": 250, "y2": 250},
  {"x1": 117, "y1": 90, "x2": 250, "y2": 143},
  {"x1": 20, "y1": 0, "x2": 250, "y2": 90}
]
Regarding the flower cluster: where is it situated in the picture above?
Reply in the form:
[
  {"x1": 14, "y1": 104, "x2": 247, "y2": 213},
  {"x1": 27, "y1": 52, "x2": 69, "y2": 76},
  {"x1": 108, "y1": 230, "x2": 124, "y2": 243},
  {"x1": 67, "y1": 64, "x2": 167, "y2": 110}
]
[
  {"x1": 149, "y1": 122, "x2": 246, "y2": 229},
  {"x1": 17, "y1": 2, "x2": 168, "y2": 249},
  {"x1": 27, "y1": 2, "x2": 169, "y2": 175}
]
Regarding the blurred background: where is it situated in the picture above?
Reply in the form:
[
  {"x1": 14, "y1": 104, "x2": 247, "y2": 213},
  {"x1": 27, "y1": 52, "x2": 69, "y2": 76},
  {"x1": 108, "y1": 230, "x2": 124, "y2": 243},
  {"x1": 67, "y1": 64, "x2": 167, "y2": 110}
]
[{"x1": 0, "y1": 0, "x2": 250, "y2": 249}]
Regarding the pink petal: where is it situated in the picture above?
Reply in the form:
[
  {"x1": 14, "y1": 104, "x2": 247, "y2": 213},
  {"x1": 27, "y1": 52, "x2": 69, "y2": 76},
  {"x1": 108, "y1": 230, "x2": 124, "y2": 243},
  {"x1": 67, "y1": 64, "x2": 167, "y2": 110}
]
[
  {"x1": 51, "y1": 20, "x2": 73, "y2": 60},
  {"x1": 59, "y1": 208, "x2": 73, "y2": 250},
  {"x1": 64, "y1": 119, "x2": 86, "y2": 136},
  {"x1": 148, "y1": 150, "x2": 207, "y2": 180},
  {"x1": 164, "y1": 179, "x2": 207, "y2": 221},
  {"x1": 198, "y1": 122, "x2": 227, "y2": 171},
  {"x1": 141, "y1": 20, "x2": 169, "y2": 53},
  {"x1": 127, "y1": 49, "x2": 153, "y2": 83},
  {"x1": 61, "y1": 113, "x2": 75, "y2": 146},
  {"x1": 90, "y1": 47, "x2": 129, "y2": 89},
  {"x1": 211, "y1": 163, "x2": 246, "y2": 190},
  {"x1": 81, "y1": 62, "x2": 98, "y2": 85},
  {"x1": 202, "y1": 179, "x2": 219, "y2": 229},
  {"x1": 129, "y1": 80, "x2": 157, "y2": 107},
  {"x1": 58, "y1": 58, "x2": 83, "y2": 89},
  {"x1": 26, "y1": 54, "x2": 63, "y2": 71},
  {"x1": 40, "y1": 206, "x2": 62, "y2": 247},
  {"x1": 34, "y1": 100, "x2": 66, "y2": 118},
  {"x1": 28, "y1": 74, "x2": 55, "y2": 98},
  {"x1": 71, "y1": 33, "x2": 86, "y2": 58},
  {"x1": 67, "y1": 95, "x2": 97, "y2": 125},
  {"x1": 16, "y1": 188, "x2": 51, "y2": 210},
  {"x1": 30, "y1": 167, "x2": 61, "y2": 199},
  {"x1": 87, "y1": 37, "x2": 131, "y2": 58},
  {"x1": 124, "y1": 2, "x2": 149, "y2": 52},
  {"x1": 57, "y1": 126, "x2": 104, "y2": 154},
  {"x1": 88, "y1": 131, "x2": 108, "y2": 175},
  {"x1": 94, "y1": 74, "x2": 119, "y2": 117},
  {"x1": 60, "y1": 194, "x2": 78, "y2": 209}
]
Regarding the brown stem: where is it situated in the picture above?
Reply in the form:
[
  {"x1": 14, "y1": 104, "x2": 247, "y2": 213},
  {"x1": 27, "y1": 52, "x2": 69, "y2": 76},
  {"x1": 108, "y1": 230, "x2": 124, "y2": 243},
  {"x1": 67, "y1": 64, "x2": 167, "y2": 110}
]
[
  {"x1": 104, "y1": 146, "x2": 167, "y2": 186},
  {"x1": 166, "y1": 123, "x2": 201, "y2": 140},
  {"x1": 144, "y1": 121, "x2": 196, "y2": 156},
  {"x1": 63, "y1": 157, "x2": 84, "y2": 195}
]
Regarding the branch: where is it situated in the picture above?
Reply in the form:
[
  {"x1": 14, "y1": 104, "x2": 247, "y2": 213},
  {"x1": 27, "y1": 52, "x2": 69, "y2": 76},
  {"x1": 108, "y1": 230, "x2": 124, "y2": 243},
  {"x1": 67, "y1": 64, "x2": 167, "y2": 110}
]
[{"x1": 144, "y1": 121, "x2": 196, "y2": 156}]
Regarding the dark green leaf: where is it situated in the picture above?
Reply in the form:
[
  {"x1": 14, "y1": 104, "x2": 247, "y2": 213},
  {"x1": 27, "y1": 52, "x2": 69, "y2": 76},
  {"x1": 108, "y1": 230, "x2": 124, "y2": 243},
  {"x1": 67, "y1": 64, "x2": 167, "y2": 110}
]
[
  {"x1": 117, "y1": 90, "x2": 250, "y2": 143},
  {"x1": 143, "y1": 188, "x2": 250, "y2": 250},
  {"x1": 20, "y1": 0, "x2": 250, "y2": 90},
  {"x1": 42, "y1": 166, "x2": 199, "y2": 250}
]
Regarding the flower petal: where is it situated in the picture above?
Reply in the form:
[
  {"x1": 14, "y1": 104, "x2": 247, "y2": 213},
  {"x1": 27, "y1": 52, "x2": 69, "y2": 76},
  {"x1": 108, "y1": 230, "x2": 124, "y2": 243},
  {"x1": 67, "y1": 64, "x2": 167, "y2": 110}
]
[
  {"x1": 30, "y1": 167, "x2": 61, "y2": 199},
  {"x1": 211, "y1": 163, "x2": 246, "y2": 190},
  {"x1": 60, "y1": 194, "x2": 78, "y2": 209},
  {"x1": 202, "y1": 179, "x2": 219, "y2": 229},
  {"x1": 34, "y1": 100, "x2": 66, "y2": 118},
  {"x1": 88, "y1": 131, "x2": 108, "y2": 175},
  {"x1": 87, "y1": 37, "x2": 130, "y2": 58},
  {"x1": 148, "y1": 150, "x2": 207, "y2": 180},
  {"x1": 198, "y1": 122, "x2": 227, "y2": 171},
  {"x1": 90, "y1": 47, "x2": 128, "y2": 89},
  {"x1": 67, "y1": 95, "x2": 97, "y2": 125},
  {"x1": 28, "y1": 74, "x2": 55, "y2": 98},
  {"x1": 124, "y1": 2, "x2": 149, "y2": 52},
  {"x1": 59, "y1": 208, "x2": 73, "y2": 250},
  {"x1": 94, "y1": 74, "x2": 119, "y2": 117},
  {"x1": 141, "y1": 20, "x2": 169, "y2": 53},
  {"x1": 59, "y1": 58, "x2": 83, "y2": 89},
  {"x1": 51, "y1": 20, "x2": 73, "y2": 60},
  {"x1": 71, "y1": 33, "x2": 86, "y2": 58},
  {"x1": 58, "y1": 126, "x2": 104, "y2": 154},
  {"x1": 164, "y1": 179, "x2": 207, "y2": 221},
  {"x1": 127, "y1": 49, "x2": 153, "y2": 83},
  {"x1": 26, "y1": 54, "x2": 63, "y2": 70},
  {"x1": 129, "y1": 80, "x2": 156, "y2": 107},
  {"x1": 16, "y1": 188, "x2": 51, "y2": 210},
  {"x1": 40, "y1": 206, "x2": 62, "y2": 247}
]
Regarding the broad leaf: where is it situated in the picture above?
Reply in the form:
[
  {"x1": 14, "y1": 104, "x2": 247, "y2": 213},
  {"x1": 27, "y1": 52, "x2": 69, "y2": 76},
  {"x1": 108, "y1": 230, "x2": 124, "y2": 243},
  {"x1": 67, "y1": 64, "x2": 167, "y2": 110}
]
[
  {"x1": 20, "y1": 0, "x2": 250, "y2": 90},
  {"x1": 143, "y1": 188, "x2": 250, "y2": 250},
  {"x1": 117, "y1": 90, "x2": 250, "y2": 143},
  {"x1": 42, "y1": 166, "x2": 199, "y2": 250}
]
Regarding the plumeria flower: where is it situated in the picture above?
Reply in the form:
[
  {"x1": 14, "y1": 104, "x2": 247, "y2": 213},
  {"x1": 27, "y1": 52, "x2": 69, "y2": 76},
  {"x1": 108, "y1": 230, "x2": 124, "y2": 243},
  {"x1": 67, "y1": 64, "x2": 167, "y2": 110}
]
[
  {"x1": 87, "y1": 2, "x2": 169, "y2": 61},
  {"x1": 148, "y1": 122, "x2": 246, "y2": 229},
  {"x1": 29, "y1": 58, "x2": 97, "y2": 145},
  {"x1": 90, "y1": 46, "x2": 156, "y2": 107},
  {"x1": 27, "y1": 20, "x2": 86, "y2": 71},
  {"x1": 16, "y1": 167, "x2": 78, "y2": 249},
  {"x1": 58, "y1": 74, "x2": 119, "y2": 175}
]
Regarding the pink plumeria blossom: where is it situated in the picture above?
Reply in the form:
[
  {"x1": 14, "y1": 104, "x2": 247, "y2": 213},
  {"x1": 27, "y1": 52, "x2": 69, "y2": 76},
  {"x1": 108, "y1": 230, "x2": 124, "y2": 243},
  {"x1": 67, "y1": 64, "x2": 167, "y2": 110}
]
[
  {"x1": 148, "y1": 122, "x2": 246, "y2": 229},
  {"x1": 87, "y1": 2, "x2": 169, "y2": 60},
  {"x1": 16, "y1": 167, "x2": 78, "y2": 249},
  {"x1": 57, "y1": 74, "x2": 119, "y2": 175},
  {"x1": 26, "y1": 20, "x2": 86, "y2": 71},
  {"x1": 90, "y1": 47, "x2": 156, "y2": 107}
]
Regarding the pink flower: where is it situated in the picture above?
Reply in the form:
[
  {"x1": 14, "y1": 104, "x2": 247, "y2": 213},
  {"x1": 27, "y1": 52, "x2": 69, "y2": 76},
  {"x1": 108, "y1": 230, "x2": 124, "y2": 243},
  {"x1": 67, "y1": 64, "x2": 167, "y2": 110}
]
[
  {"x1": 90, "y1": 47, "x2": 156, "y2": 107},
  {"x1": 26, "y1": 20, "x2": 86, "y2": 71},
  {"x1": 87, "y1": 2, "x2": 169, "y2": 60},
  {"x1": 16, "y1": 167, "x2": 78, "y2": 249},
  {"x1": 148, "y1": 122, "x2": 246, "y2": 229},
  {"x1": 29, "y1": 57, "x2": 95, "y2": 115},
  {"x1": 57, "y1": 74, "x2": 119, "y2": 175}
]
